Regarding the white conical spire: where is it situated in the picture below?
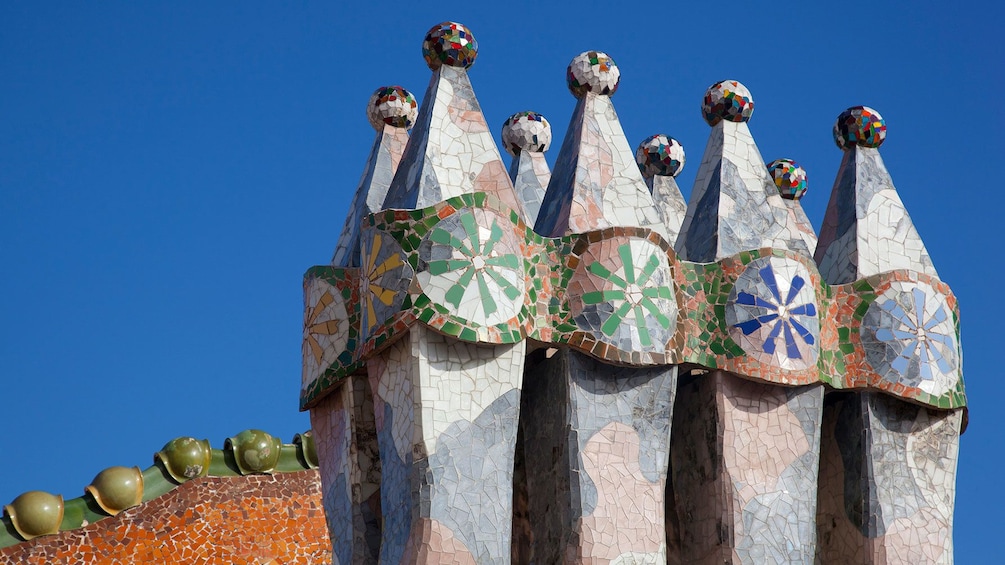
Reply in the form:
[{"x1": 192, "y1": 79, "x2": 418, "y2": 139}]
[
  {"x1": 815, "y1": 106, "x2": 937, "y2": 283},
  {"x1": 535, "y1": 51, "x2": 667, "y2": 239},
  {"x1": 676, "y1": 81, "x2": 814, "y2": 262},
  {"x1": 381, "y1": 23, "x2": 527, "y2": 222},
  {"x1": 636, "y1": 134, "x2": 689, "y2": 244},
  {"x1": 767, "y1": 158, "x2": 818, "y2": 254},
  {"x1": 331, "y1": 86, "x2": 416, "y2": 267},
  {"x1": 502, "y1": 111, "x2": 552, "y2": 227}
]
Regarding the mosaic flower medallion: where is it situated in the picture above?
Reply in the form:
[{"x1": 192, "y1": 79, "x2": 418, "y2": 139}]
[
  {"x1": 360, "y1": 228, "x2": 413, "y2": 338},
  {"x1": 417, "y1": 208, "x2": 525, "y2": 327},
  {"x1": 569, "y1": 237, "x2": 677, "y2": 354},
  {"x1": 302, "y1": 277, "x2": 349, "y2": 391},
  {"x1": 862, "y1": 281, "x2": 959, "y2": 396},
  {"x1": 726, "y1": 257, "x2": 820, "y2": 370}
]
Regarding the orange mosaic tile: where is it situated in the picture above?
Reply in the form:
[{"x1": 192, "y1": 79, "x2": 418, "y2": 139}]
[{"x1": 0, "y1": 472, "x2": 330, "y2": 565}]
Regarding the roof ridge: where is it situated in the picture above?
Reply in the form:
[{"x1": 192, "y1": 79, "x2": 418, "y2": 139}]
[{"x1": 0, "y1": 429, "x2": 317, "y2": 548}]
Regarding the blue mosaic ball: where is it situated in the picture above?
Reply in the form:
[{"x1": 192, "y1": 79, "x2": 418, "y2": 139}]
[
  {"x1": 635, "y1": 134, "x2": 686, "y2": 178},
  {"x1": 834, "y1": 106, "x2": 886, "y2": 149},
  {"x1": 702, "y1": 80, "x2": 754, "y2": 126},
  {"x1": 767, "y1": 159, "x2": 808, "y2": 200},
  {"x1": 501, "y1": 111, "x2": 552, "y2": 156},
  {"x1": 567, "y1": 51, "x2": 620, "y2": 98},
  {"x1": 422, "y1": 22, "x2": 478, "y2": 70},
  {"x1": 366, "y1": 86, "x2": 418, "y2": 131}
]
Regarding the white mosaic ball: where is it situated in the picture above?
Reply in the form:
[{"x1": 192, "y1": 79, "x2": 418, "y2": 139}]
[
  {"x1": 702, "y1": 80, "x2": 754, "y2": 126},
  {"x1": 635, "y1": 134, "x2": 686, "y2": 178},
  {"x1": 501, "y1": 111, "x2": 552, "y2": 156},
  {"x1": 366, "y1": 86, "x2": 418, "y2": 131},
  {"x1": 567, "y1": 51, "x2": 620, "y2": 98}
]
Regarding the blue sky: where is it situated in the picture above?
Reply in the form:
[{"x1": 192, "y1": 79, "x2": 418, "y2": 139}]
[{"x1": 1, "y1": 2, "x2": 1002, "y2": 560}]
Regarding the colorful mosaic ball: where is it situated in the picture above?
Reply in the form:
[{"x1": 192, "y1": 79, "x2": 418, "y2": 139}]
[
  {"x1": 567, "y1": 51, "x2": 620, "y2": 98},
  {"x1": 767, "y1": 159, "x2": 808, "y2": 200},
  {"x1": 834, "y1": 106, "x2": 886, "y2": 149},
  {"x1": 702, "y1": 80, "x2": 754, "y2": 126},
  {"x1": 422, "y1": 22, "x2": 478, "y2": 70},
  {"x1": 501, "y1": 111, "x2": 552, "y2": 156},
  {"x1": 635, "y1": 134, "x2": 686, "y2": 178},
  {"x1": 366, "y1": 86, "x2": 418, "y2": 131}
]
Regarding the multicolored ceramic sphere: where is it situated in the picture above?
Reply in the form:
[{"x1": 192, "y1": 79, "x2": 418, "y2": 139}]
[
  {"x1": 366, "y1": 86, "x2": 418, "y2": 131},
  {"x1": 767, "y1": 159, "x2": 808, "y2": 200},
  {"x1": 702, "y1": 80, "x2": 754, "y2": 126},
  {"x1": 422, "y1": 22, "x2": 478, "y2": 70},
  {"x1": 567, "y1": 51, "x2": 620, "y2": 98},
  {"x1": 501, "y1": 111, "x2": 551, "y2": 156},
  {"x1": 833, "y1": 106, "x2": 886, "y2": 149},
  {"x1": 635, "y1": 134, "x2": 686, "y2": 178}
]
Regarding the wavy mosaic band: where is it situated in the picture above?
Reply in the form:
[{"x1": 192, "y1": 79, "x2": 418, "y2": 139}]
[{"x1": 302, "y1": 193, "x2": 964, "y2": 411}]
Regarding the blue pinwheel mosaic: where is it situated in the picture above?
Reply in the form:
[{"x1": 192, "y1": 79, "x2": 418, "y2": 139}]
[
  {"x1": 862, "y1": 281, "x2": 959, "y2": 396},
  {"x1": 726, "y1": 257, "x2": 820, "y2": 370}
]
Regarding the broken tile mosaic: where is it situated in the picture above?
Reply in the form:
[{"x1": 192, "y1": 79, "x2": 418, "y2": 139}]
[
  {"x1": 566, "y1": 50, "x2": 620, "y2": 97},
  {"x1": 833, "y1": 105, "x2": 887, "y2": 149},
  {"x1": 768, "y1": 158, "x2": 808, "y2": 200},
  {"x1": 726, "y1": 256, "x2": 820, "y2": 371},
  {"x1": 635, "y1": 133, "x2": 685, "y2": 178},
  {"x1": 422, "y1": 21, "x2": 478, "y2": 70},
  {"x1": 367, "y1": 85, "x2": 418, "y2": 130},
  {"x1": 501, "y1": 111, "x2": 551, "y2": 156},
  {"x1": 702, "y1": 79, "x2": 754, "y2": 125}
]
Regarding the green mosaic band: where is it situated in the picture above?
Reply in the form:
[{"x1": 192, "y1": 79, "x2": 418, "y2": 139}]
[{"x1": 301, "y1": 193, "x2": 965, "y2": 411}]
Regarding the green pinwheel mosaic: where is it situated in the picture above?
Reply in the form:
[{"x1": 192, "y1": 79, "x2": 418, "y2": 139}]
[
  {"x1": 569, "y1": 237, "x2": 677, "y2": 353},
  {"x1": 416, "y1": 208, "x2": 525, "y2": 327}
]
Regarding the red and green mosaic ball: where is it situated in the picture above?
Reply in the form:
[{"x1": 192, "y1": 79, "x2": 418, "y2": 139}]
[
  {"x1": 834, "y1": 105, "x2": 886, "y2": 149},
  {"x1": 366, "y1": 86, "x2": 418, "y2": 130},
  {"x1": 635, "y1": 134, "x2": 686, "y2": 178},
  {"x1": 422, "y1": 22, "x2": 478, "y2": 70},
  {"x1": 767, "y1": 158, "x2": 808, "y2": 200},
  {"x1": 702, "y1": 80, "x2": 754, "y2": 126}
]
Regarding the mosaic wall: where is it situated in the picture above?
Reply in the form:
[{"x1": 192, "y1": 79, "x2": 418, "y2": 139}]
[
  {"x1": 298, "y1": 21, "x2": 966, "y2": 565},
  {"x1": 816, "y1": 392, "x2": 962, "y2": 563},
  {"x1": 366, "y1": 327, "x2": 524, "y2": 564},
  {"x1": 673, "y1": 372, "x2": 824, "y2": 564},
  {"x1": 310, "y1": 375, "x2": 381, "y2": 563},
  {"x1": 522, "y1": 350, "x2": 676, "y2": 562}
]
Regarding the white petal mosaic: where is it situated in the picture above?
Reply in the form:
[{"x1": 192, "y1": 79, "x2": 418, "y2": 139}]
[
  {"x1": 417, "y1": 207, "x2": 525, "y2": 327},
  {"x1": 862, "y1": 280, "x2": 960, "y2": 396}
]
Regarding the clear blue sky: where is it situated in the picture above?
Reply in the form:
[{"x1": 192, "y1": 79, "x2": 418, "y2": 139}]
[{"x1": 2, "y1": 2, "x2": 1002, "y2": 560}]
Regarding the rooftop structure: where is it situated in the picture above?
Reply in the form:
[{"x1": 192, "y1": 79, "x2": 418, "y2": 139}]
[{"x1": 3, "y1": 20, "x2": 967, "y2": 565}]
